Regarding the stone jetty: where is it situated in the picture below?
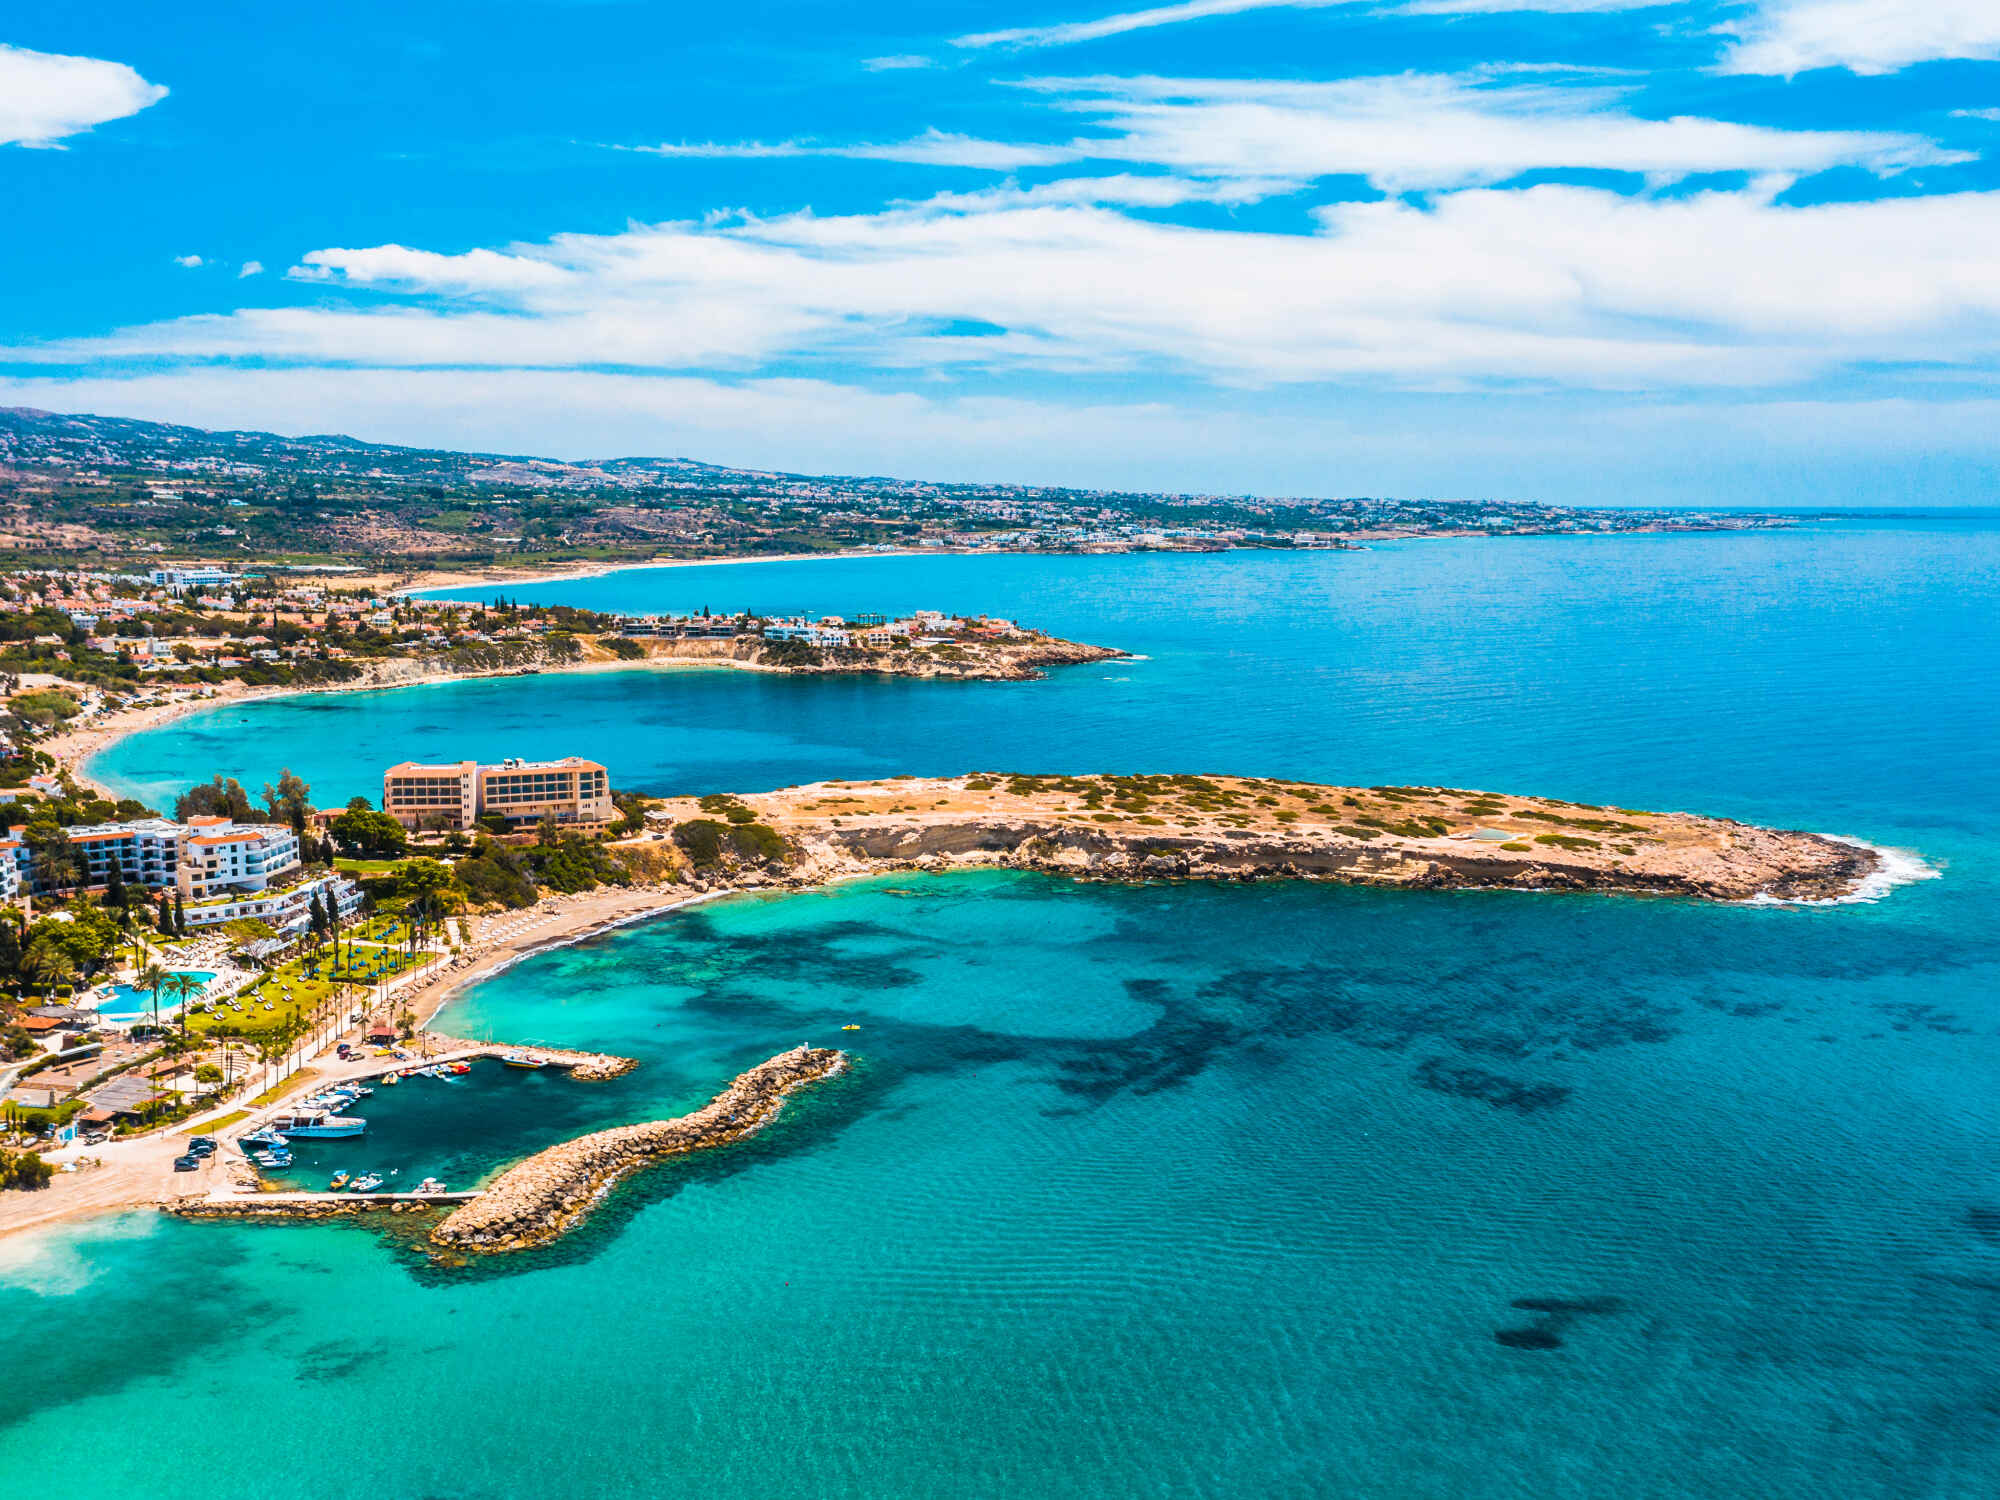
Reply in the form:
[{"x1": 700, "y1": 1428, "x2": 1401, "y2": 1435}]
[
  {"x1": 161, "y1": 1192, "x2": 477, "y2": 1223},
  {"x1": 430, "y1": 1045, "x2": 846, "y2": 1255},
  {"x1": 412, "y1": 1035, "x2": 637, "y2": 1080}
]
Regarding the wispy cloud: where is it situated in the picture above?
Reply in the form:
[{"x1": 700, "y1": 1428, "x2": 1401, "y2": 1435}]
[
  {"x1": 863, "y1": 54, "x2": 936, "y2": 70},
  {"x1": 631, "y1": 128, "x2": 1078, "y2": 171},
  {"x1": 238, "y1": 261, "x2": 265, "y2": 278},
  {"x1": 954, "y1": 0, "x2": 1660, "y2": 51},
  {"x1": 28, "y1": 181, "x2": 2000, "y2": 395},
  {"x1": 630, "y1": 72, "x2": 1961, "y2": 195},
  {"x1": 1720, "y1": 0, "x2": 2000, "y2": 75},
  {"x1": 0, "y1": 42, "x2": 167, "y2": 148},
  {"x1": 173, "y1": 254, "x2": 204, "y2": 269}
]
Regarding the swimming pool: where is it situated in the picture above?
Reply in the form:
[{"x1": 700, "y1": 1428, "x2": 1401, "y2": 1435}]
[{"x1": 92, "y1": 971, "x2": 218, "y2": 1023}]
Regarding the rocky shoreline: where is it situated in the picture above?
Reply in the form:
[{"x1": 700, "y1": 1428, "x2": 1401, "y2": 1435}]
[
  {"x1": 429, "y1": 1046, "x2": 846, "y2": 1256},
  {"x1": 651, "y1": 775, "x2": 1895, "y2": 906}
]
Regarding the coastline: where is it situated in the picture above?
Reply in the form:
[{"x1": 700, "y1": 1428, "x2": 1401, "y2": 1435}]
[
  {"x1": 390, "y1": 546, "x2": 940, "y2": 598},
  {"x1": 0, "y1": 879, "x2": 745, "y2": 1246}
]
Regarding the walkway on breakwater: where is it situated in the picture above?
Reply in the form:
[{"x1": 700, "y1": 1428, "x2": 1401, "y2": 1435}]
[{"x1": 431, "y1": 1045, "x2": 847, "y2": 1256}]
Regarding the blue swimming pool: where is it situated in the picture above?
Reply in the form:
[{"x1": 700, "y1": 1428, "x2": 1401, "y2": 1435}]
[{"x1": 93, "y1": 971, "x2": 218, "y2": 1022}]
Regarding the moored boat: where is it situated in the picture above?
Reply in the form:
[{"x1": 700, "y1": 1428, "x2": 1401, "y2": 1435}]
[
  {"x1": 267, "y1": 1110, "x2": 366, "y2": 1139},
  {"x1": 501, "y1": 1053, "x2": 548, "y2": 1069},
  {"x1": 328, "y1": 1172, "x2": 351, "y2": 1190},
  {"x1": 349, "y1": 1173, "x2": 384, "y2": 1193}
]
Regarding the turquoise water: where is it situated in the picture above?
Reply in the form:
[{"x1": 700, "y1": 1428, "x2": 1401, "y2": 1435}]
[{"x1": 15, "y1": 519, "x2": 2000, "y2": 1497}]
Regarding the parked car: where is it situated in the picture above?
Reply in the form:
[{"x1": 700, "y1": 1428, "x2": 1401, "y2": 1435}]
[
  {"x1": 82, "y1": 1131, "x2": 109, "y2": 1145},
  {"x1": 172, "y1": 1155, "x2": 200, "y2": 1172}
]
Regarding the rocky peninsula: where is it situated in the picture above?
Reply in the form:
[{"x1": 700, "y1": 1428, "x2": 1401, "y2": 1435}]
[
  {"x1": 430, "y1": 1046, "x2": 846, "y2": 1255},
  {"x1": 647, "y1": 774, "x2": 1886, "y2": 904}
]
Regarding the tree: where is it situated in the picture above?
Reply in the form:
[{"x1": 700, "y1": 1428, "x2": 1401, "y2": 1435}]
[
  {"x1": 135, "y1": 962, "x2": 166, "y2": 1033},
  {"x1": 23, "y1": 943, "x2": 75, "y2": 997},
  {"x1": 328, "y1": 805, "x2": 407, "y2": 857},
  {"x1": 262, "y1": 768, "x2": 312, "y2": 833},
  {"x1": 0, "y1": 918, "x2": 20, "y2": 987},
  {"x1": 173, "y1": 891, "x2": 187, "y2": 938},
  {"x1": 175, "y1": 776, "x2": 254, "y2": 823},
  {"x1": 103, "y1": 857, "x2": 126, "y2": 910},
  {"x1": 22, "y1": 816, "x2": 77, "y2": 891}
]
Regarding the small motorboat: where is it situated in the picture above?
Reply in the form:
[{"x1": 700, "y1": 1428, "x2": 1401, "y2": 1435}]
[
  {"x1": 381, "y1": 1071, "x2": 401, "y2": 1086},
  {"x1": 328, "y1": 1172, "x2": 351, "y2": 1191},
  {"x1": 349, "y1": 1173, "x2": 384, "y2": 1193},
  {"x1": 841, "y1": 1024, "x2": 861, "y2": 1032},
  {"x1": 501, "y1": 1053, "x2": 547, "y2": 1070},
  {"x1": 412, "y1": 1178, "x2": 447, "y2": 1196},
  {"x1": 450, "y1": 1062, "x2": 471, "y2": 1075}
]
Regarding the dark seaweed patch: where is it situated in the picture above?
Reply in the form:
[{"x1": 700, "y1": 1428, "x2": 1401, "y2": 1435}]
[
  {"x1": 1414, "y1": 1058, "x2": 1571, "y2": 1113},
  {"x1": 1495, "y1": 1293, "x2": 1627, "y2": 1352}
]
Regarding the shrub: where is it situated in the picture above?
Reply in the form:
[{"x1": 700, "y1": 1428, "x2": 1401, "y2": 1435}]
[
  {"x1": 673, "y1": 818, "x2": 727, "y2": 866},
  {"x1": 727, "y1": 822, "x2": 786, "y2": 863}
]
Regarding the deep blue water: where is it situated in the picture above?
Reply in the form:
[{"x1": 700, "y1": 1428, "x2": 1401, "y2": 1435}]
[{"x1": 13, "y1": 519, "x2": 2000, "y2": 1499}]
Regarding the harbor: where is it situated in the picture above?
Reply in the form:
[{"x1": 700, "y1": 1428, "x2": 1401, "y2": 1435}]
[{"x1": 154, "y1": 1036, "x2": 844, "y2": 1256}]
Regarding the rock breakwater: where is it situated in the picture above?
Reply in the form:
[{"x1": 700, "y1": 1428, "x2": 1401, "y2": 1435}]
[{"x1": 430, "y1": 1045, "x2": 846, "y2": 1255}]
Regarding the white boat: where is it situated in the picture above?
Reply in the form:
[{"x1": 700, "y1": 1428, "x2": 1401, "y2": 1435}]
[
  {"x1": 266, "y1": 1110, "x2": 366, "y2": 1139},
  {"x1": 412, "y1": 1178, "x2": 447, "y2": 1195},
  {"x1": 349, "y1": 1173, "x2": 384, "y2": 1192}
]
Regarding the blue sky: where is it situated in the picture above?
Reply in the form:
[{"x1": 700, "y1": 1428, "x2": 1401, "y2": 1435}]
[{"x1": 4, "y1": 1, "x2": 1999, "y2": 504}]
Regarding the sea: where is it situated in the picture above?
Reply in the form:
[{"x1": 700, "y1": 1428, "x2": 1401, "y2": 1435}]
[{"x1": 11, "y1": 515, "x2": 2000, "y2": 1499}]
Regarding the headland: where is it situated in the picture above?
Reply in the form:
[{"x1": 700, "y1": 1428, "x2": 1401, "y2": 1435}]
[{"x1": 652, "y1": 773, "x2": 1887, "y2": 905}]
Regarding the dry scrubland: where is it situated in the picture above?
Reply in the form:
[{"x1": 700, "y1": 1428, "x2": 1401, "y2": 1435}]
[{"x1": 644, "y1": 773, "x2": 1878, "y2": 904}]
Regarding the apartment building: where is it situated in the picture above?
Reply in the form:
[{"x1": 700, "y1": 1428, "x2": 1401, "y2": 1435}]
[
  {"x1": 383, "y1": 755, "x2": 615, "y2": 832},
  {"x1": 0, "y1": 815, "x2": 303, "y2": 909}
]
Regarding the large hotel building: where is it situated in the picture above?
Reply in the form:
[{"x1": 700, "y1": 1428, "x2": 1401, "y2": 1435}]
[
  {"x1": 0, "y1": 815, "x2": 360, "y2": 932},
  {"x1": 382, "y1": 756, "x2": 615, "y2": 833}
]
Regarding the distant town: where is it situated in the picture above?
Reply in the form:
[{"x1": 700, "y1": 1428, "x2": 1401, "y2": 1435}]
[{"x1": 0, "y1": 406, "x2": 1800, "y2": 579}]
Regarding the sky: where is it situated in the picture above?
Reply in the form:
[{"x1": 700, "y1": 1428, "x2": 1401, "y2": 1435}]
[{"x1": 3, "y1": 1, "x2": 1999, "y2": 505}]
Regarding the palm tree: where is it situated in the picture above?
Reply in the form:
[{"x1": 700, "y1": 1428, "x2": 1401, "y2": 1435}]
[
  {"x1": 163, "y1": 972, "x2": 199, "y2": 1046},
  {"x1": 24, "y1": 946, "x2": 76, "y2": 1002},
  {"x1": 135, "y1": 962, "x2": 167, "y2": 1034}
]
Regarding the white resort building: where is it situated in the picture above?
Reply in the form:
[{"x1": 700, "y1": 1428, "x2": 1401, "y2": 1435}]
[{"x1": 0, "y1": 815, "x2": 360, "y2": 933}]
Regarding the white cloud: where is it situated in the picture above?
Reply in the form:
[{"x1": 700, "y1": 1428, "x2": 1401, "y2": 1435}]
[
  {"x1": 0, "y1": 43, "x2": 167, "y2": 148},
  {"x1": 633, "y1": 128, "x2": 1078, "y2": 171},
  {"x1": 23, "y1": 181, "x2": 2000, "y2": 395},
  {"x1": 637, "y1": 73, "x2": 1958, "y2": 195},
  {"x1": 863, "y1": 54, "x2": 936, "y2": 70},
  {"x1": 238, "y1": 261, "x2": 265, "y2": 278},
  {"x1": 954, "y1": 0, "x2": 2000, "y2": 76},
  {"x1": 1721, "y1": 0, "x2": 2000, "y2": 75},
  {"x1": 173, "y1": 254, "x2": 204, "y2": 269},
  {"x1": 955, "y1": 0, "x2": 1661, "y2": 50},
  {"x1": 1016, "y1": 72, "x2": 1957, "y2": 190}
]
